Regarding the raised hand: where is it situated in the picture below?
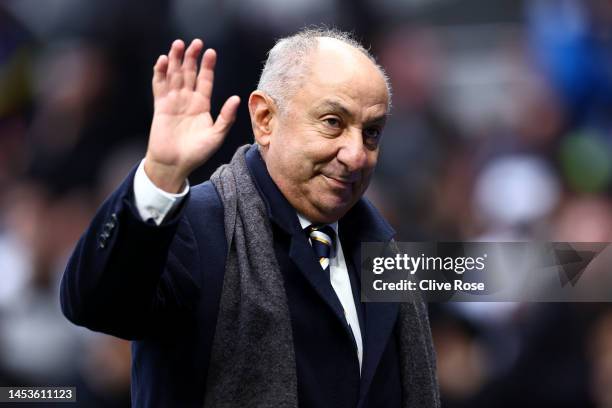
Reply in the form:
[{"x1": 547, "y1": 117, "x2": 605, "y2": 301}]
[{"x1": 145, "y1": 39, "x2": 240, "y2": 192}]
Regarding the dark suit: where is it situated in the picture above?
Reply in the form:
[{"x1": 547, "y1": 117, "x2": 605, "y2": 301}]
[{"x1": 61, "y1": 145, "x2": 403, "y2": 407}]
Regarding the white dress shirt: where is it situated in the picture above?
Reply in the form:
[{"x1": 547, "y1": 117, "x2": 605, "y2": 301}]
[{"x1": 133, "y1": 159, "x2": 363, "y2": 372}]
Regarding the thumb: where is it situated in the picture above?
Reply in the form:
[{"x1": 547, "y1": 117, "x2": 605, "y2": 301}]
[{"x1": 213, "y1": 95, "x2": 241, "y2": 136}]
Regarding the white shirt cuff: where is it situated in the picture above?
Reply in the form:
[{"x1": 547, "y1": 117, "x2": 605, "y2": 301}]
[{"x1": 132, "y1": 159, "x2": 189, "y2": 226}]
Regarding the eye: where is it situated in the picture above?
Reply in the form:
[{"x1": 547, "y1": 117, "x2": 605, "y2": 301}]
[
  {"x1": 364, "y1": 127, "x2": 380, "y2": 139},
  {"x1": 323, "y1": 117, "x2": 341, "y2": 128},
  {"x1": 364, "y1": 127, "x2": 382, "y2": 148}
]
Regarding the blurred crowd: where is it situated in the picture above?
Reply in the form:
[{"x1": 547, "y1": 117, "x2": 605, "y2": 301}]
[{"x1": 1, "y1": 0, "x2": 612, "y2": 406}]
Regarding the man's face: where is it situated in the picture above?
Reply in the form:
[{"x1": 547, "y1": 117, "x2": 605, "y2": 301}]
[{"x1": 261, "y1": 38, "x2": 389, "y2": 224}]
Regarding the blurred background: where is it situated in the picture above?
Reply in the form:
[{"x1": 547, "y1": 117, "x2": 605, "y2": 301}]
[{"x1": 1, "y1": 0, "x2": 612, "y2": 406}]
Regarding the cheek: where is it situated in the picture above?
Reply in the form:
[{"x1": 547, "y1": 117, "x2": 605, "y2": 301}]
[
  {"x1": 356, "y1": 155, "x2": 378, "y2": 190},
  {"x1": 279, "y1": 138, "x2": 323, "y2": 173},
  {"x1": 270, "y1": 142, "x2": 313, "y2": 184},
  {"x1": 367, "y1": 149, "x2": 379, "y2": 166},
  {"x1": 364, "y1": 152, "x2": 379, "y2": 174}
]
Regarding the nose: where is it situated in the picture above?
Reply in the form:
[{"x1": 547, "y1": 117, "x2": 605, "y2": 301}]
[{"x1": 337, "y1": 128, "x2": 369, "y2": 172}]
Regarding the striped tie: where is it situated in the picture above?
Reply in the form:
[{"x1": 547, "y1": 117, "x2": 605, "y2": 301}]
[{"x1": 306, "y1": 225, "x2": 335, "y2": 271}]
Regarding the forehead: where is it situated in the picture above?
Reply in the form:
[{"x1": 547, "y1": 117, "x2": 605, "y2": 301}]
[{"x1": 291, "y1": 38, "x2": 389, "y2": 117}]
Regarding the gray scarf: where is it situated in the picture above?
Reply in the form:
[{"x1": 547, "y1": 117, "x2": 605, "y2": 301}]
[{"x1": 206, "y1": 145, "x2": 440, "y2": 408}]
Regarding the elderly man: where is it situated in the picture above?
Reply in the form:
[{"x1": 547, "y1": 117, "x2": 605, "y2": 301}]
[{"x1": 61, "y1": 28, "x2": 439, "y2": 407}]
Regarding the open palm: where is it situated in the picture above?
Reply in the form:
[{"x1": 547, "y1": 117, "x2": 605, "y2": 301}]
[{"x1": 145, "y1": 39, "x2": 240, "y2": 192}]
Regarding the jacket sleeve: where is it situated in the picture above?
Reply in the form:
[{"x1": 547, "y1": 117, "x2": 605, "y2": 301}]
[{"x1": 60, "y1": 166, "x2": 207, "y2": 340}]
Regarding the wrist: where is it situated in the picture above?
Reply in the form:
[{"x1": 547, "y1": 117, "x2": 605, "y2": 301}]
[{"x1": 143, "y1": 158, "x2": 188, "y2": 193}]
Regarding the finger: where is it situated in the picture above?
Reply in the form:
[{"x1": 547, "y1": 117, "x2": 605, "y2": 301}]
[
  {"x1": 196, "y1": 48, "x2": 217, "y2": 111},
  {"x1": 152, "y1": 55, "x2": 168, "y2": 96},
  {"x1": 182, "y1": 39, "x2": 203, "y2": 89},
  {"x1": 213, "y1": 95, "x2": 241, "y2": 136},
  {"x1": 167, "y1": 39, "x2": 185, "y2": 89}
]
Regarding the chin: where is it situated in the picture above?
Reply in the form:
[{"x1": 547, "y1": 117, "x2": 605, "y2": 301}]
[
  {"x1": 301, "y1": 188, "x2": 358, "y2": 222},
  {"x1": 313, "y1": 202, "x2": 354, "y2": 223}
]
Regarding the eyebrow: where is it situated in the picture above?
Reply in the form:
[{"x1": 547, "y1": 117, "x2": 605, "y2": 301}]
[
  {"x1": 317, "y1": 100, "x2": 353, "y2": 118},
  {"x1": 315, "y1": 100, "x2": 388, "y2": 125},
  {"x1": 365, "y1": 115, "x2": 387, "y2": 128}
]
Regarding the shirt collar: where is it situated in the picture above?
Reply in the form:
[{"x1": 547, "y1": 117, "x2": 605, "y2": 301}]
[{"x1": 296, "y1": 213, "x2": 339, "y2": 236}]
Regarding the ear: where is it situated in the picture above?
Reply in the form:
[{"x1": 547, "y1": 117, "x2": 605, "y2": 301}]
[{"x1": 248, "y1": 90, "x2": 277, "y2": 148}]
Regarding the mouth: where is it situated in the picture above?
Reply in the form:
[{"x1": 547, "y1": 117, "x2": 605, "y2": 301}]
[{"x1": 322, "y1": 174, "x2": 356, "y2": 191}]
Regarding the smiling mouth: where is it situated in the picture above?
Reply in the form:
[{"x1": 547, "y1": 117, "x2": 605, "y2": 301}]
[{"x1": 323, "y1": 174, "x2": 355, "y2": 190}]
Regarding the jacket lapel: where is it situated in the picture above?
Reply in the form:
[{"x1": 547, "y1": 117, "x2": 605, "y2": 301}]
[
  {"x1": 358, "y1": 301, "x2": 399, "y2": 407},
  {"x1": 341, "y1": 201, "x2": 399, "y2": 405}
]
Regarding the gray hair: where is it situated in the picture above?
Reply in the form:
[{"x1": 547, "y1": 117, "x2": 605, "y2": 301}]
[{"x1": 257, "y1": 27, "x2": 392, "y2": 113}]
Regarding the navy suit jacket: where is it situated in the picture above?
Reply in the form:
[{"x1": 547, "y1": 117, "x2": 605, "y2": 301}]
[{"x1": 61, "y1": 145, "x2": 403, "y2": 407}]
